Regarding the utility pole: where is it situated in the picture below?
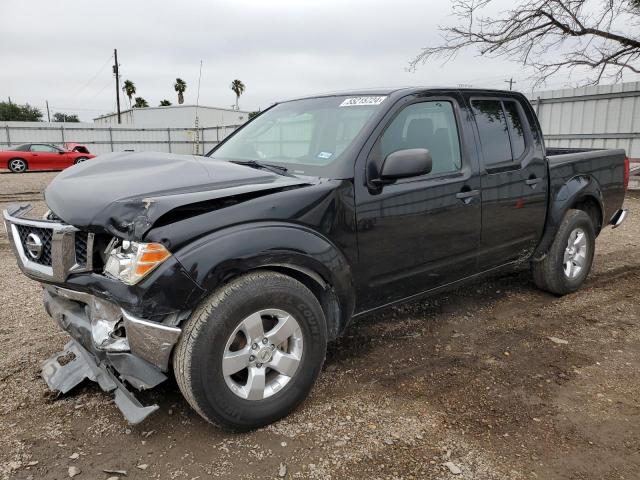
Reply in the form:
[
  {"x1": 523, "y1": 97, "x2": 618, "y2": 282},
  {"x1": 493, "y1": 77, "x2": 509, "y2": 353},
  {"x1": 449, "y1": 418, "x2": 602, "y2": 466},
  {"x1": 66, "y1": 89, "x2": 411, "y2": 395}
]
[
  {"x1": 505, "y1": 78, "x2": 516, "y2": 91},
  {"x1": 113, "y1": 49, "x2": 121, "y2": 124},
  {"x1": 46, "y1": 101, "x2": 51, "y2": 122}
]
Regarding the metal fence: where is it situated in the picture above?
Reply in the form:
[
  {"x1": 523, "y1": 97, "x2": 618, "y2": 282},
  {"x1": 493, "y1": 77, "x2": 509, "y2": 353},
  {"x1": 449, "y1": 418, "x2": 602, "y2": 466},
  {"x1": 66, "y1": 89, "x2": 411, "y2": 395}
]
[
  {"x1": 0, "y1": 122, "x2": 241, "y2": 156},
  {"x1": 528, "y1": 81, "x2": 640, "y2": 159}
]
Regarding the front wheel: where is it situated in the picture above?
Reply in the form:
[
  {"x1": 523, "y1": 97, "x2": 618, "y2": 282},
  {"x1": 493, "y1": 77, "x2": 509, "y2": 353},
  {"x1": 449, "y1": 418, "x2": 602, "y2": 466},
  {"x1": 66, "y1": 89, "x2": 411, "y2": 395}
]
[
  {"x1": 173, "y1": 271, "x2": 327, "y2": 431},
  {"x1": 74, "y1": 157, "x2": 88, "y2": 164},
  {"x1": 531, "y1": 209, "x2": 595, "y2": 295},
  {"x1": 8, "y1": 158, "x2": 27, "y2": 173}
]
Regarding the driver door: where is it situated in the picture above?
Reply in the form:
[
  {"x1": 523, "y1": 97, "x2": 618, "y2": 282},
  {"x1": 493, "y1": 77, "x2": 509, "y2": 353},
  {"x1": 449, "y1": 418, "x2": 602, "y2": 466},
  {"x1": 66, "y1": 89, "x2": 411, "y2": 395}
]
[
  {"x1": 354, "y1": 93, "x2": 482, "y2": 310},
  {"x1": 29, "y1": 144, "x2": 64, "y2": 169}
]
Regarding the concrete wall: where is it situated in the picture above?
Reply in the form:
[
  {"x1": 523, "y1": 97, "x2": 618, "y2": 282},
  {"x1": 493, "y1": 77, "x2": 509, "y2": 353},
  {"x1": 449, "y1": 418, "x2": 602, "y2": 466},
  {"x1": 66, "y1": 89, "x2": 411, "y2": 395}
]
[{"x1": 527, "y1": 81, "x2": 640, "y2": 159}]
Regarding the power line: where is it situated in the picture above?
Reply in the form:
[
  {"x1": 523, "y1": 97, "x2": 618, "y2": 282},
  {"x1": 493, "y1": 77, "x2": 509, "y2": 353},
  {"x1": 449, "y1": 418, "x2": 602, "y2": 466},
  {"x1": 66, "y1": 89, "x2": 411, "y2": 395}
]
[{"x1": 70, "y1": 54, "x2": 114, "y2": 98}]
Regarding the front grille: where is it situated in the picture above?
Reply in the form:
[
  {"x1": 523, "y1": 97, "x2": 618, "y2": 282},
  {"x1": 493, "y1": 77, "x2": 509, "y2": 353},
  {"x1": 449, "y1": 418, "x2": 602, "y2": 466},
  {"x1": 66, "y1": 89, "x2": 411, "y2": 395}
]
[
  {"x1": 16, "y1": 225, "x2": 53, "y2": 266},
  {"x1": 75, "y1": 232, "x2": 89, "y2": 267}
]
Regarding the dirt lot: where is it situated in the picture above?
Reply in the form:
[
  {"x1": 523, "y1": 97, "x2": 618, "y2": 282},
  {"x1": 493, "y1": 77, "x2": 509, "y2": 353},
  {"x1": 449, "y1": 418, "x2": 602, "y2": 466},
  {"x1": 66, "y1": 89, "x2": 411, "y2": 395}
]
[{"x1": 1, "y1": 171, "x2": 639, "y2": 480}]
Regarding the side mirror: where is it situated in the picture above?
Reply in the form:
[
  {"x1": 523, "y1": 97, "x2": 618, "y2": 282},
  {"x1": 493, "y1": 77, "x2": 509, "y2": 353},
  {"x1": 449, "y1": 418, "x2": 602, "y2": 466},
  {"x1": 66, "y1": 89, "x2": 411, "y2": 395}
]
[{"x1": 378, "y1": 148, "x2": 432, "y2": 182}]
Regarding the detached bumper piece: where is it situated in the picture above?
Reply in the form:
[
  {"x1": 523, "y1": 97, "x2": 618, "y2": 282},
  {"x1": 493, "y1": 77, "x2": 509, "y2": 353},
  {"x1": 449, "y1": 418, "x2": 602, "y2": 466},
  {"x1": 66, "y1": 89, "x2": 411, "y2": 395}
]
[
  {"x1": 42, "y1": 340, "x2": 159, "y2": 424},
  {"x1": 41, "y1": 286, "x2": 182, "y2": 424}
]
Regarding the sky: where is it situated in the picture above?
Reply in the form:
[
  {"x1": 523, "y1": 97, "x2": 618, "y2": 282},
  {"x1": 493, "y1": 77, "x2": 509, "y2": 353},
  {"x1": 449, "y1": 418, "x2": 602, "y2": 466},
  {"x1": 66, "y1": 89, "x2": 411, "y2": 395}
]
[{"x1": 1, "y1": 0, "x2": 632, "y2": 122}]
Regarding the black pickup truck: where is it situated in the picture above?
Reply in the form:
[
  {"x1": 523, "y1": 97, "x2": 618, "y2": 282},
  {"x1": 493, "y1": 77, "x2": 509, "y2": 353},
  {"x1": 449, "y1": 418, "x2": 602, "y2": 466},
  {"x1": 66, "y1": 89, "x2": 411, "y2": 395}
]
[{"x1": 3, "y1": 88, "x2": 629, "y2": 430}]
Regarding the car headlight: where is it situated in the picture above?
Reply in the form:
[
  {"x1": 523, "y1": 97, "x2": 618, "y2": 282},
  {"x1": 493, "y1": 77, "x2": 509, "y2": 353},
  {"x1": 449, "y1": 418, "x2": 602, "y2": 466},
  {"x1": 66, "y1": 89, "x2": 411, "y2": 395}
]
[{"x1": 104, "y1": 240, "x2": 171, "y2": 285}]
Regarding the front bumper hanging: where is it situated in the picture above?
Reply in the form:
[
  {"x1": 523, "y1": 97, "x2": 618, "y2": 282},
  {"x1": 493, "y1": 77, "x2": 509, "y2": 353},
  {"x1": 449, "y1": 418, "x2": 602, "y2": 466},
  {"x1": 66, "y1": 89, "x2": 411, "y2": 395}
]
[
  {"x1": 42, "y1": 340, "x2": 159, "y2": 424},
  {"x1": 42, "y1": 285, "x2": 182, "y2": 424}
]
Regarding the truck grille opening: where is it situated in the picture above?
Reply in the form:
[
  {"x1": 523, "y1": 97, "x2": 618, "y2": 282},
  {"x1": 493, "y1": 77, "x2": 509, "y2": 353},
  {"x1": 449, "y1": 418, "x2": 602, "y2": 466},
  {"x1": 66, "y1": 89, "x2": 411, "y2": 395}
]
[
  {"x1": 16, "y1": 225, "x2": 53, "y2": 266},
  {"x1": 74, "y1": 231, "x2": 89, "y2": 267}
]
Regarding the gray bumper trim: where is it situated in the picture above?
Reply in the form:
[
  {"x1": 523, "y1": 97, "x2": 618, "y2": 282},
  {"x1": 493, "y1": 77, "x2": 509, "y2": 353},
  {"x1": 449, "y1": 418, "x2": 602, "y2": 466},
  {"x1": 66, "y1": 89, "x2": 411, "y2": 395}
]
[{"x1": 41, "y1": 340, "x2": 159, "y2": 424}]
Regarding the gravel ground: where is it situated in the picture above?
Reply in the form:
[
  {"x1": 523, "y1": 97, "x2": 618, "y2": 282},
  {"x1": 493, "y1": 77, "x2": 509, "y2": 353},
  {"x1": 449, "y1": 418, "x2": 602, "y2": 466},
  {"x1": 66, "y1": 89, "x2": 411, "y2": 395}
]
[{"x1": 0, "y1": 171, "x2": 639, "y2": 480}]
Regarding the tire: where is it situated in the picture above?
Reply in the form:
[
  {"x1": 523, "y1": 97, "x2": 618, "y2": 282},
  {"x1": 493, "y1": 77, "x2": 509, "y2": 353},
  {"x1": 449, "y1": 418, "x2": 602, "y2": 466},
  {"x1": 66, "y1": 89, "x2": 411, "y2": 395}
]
[
  {"x1": 74, "y1": 157, "x2": 88, "y2": 164},
  {"x1": 531, "y1": 209, "x2": 595, "y2": 295},
  {"x1": 8, "y1": 158, "x2": 27, "y2": 173},
  {"x1": 174, "y1": 271, "x2": 327, "y2": 431}
]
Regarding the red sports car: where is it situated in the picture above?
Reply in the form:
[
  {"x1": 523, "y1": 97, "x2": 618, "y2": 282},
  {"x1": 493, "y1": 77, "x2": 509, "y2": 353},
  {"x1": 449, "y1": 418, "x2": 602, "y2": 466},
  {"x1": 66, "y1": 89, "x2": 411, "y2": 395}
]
[{"x1": 1, "y1": 143, "x2": 95, "y2": 173}]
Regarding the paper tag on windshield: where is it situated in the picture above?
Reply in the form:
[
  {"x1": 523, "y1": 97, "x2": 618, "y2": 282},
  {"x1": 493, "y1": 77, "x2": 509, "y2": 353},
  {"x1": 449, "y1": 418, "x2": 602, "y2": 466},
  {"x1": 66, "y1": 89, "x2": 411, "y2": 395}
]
[{"x1": 339, "y1": 96, "x2": 387, "y2": 107}]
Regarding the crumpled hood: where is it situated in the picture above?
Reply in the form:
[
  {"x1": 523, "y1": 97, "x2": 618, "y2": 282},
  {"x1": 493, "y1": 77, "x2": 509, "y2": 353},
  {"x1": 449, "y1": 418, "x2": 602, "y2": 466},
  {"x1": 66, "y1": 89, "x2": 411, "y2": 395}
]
[{"x1": 44, "y1": 151, "x2": 310, "y2": 239}]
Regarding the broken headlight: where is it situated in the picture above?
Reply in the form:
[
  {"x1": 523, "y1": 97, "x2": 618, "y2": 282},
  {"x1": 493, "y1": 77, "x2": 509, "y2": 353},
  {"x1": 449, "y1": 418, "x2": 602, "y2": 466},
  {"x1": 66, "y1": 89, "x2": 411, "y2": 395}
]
[{"x1": 104, "y1": 240, "x2": 171, "y2": 285}]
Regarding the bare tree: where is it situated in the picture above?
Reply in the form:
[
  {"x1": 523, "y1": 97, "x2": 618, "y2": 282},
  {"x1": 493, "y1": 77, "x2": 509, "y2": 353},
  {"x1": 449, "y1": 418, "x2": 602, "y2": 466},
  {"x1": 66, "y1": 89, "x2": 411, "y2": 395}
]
[{"x1": 410, "y1": 0, "x2": 640, "y2": 86}]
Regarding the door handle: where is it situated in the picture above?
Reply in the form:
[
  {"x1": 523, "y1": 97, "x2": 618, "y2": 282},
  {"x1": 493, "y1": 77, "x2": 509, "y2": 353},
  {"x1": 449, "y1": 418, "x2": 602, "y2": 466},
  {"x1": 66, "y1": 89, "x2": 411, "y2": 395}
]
[
  {"x1": 456, "y1": 189, "x2": 480, "y2": 199},
  {"x1": 456, "y1": 189, "x2": 480, "y2": 204},
  {"x1": 525, "y1": 178, "x2": 542, "y2": 186}
]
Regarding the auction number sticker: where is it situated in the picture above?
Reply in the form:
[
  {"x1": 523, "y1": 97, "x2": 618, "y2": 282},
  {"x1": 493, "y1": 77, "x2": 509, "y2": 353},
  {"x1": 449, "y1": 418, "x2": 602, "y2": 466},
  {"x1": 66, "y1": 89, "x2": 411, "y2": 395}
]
[{"x1": 339, "y1": 96, "x2": 387, "y2": 107}]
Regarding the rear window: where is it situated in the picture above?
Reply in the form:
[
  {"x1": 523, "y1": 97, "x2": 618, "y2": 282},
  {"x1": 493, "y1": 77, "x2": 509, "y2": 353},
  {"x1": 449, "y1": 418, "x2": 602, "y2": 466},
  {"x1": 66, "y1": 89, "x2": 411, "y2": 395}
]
[{"x1": 9, "y1": 144, "x2": 29, "y2": 151}]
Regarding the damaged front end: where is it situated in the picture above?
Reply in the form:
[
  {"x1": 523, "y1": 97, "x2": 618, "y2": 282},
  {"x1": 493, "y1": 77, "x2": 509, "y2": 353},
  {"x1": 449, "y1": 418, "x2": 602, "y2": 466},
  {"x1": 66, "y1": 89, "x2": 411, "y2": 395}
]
[
  {"x1": 42, "y1": 286, "x2": 181, "y2": 423},
  {"x1": 3, "y1": 204, "x2": 194, "y2": 424}
]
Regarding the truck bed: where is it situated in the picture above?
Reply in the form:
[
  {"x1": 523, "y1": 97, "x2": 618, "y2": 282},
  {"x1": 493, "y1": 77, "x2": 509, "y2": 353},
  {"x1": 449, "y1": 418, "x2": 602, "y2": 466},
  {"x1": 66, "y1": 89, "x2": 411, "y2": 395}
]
[{"x1": 546, "y1": 146, "x2": 627, "y2": 229}]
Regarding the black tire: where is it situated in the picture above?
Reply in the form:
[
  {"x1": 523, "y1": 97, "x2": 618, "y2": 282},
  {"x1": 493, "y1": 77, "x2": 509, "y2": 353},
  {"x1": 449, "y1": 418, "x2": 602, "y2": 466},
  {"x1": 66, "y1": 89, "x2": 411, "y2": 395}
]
[
  {"x1": 531, "y1": 209, "x2": 595, "y2": 295},
  {"x1": 74, "y1": 157, "x2": 88, "y2": 164},
  {"x1": 8, "y1": 158, "x2": 27, "y2": 173},
  {"x1": 173, "y1": 271, "x2": 327, "y2": 431}
]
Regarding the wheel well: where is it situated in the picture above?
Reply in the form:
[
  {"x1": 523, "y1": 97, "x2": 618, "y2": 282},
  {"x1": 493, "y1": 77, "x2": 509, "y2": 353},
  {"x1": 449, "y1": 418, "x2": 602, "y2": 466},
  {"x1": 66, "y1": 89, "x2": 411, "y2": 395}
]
[
  {"x1": 254, "y1": 265, "x2": 343, "y2": 341},
  {"x1": 571, "y1": 196, "x2": 603, "y2": 234}
]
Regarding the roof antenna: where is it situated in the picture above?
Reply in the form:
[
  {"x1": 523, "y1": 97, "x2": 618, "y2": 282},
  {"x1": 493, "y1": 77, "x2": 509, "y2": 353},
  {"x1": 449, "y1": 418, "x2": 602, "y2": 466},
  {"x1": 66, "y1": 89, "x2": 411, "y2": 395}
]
[{"x1": 193, "y1": 59, "x2": 203, "y2": 155}]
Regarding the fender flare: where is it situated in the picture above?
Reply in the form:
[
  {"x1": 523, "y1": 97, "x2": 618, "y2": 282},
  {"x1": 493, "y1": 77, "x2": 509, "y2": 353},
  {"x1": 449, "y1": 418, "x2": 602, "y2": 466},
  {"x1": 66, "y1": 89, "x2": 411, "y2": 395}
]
[
  {"x1": 174, "y1": 222, "x2": 356, "y2": 338},
  {"x1": 532, "y1": 174, "x2": 604, "y2": 260}
]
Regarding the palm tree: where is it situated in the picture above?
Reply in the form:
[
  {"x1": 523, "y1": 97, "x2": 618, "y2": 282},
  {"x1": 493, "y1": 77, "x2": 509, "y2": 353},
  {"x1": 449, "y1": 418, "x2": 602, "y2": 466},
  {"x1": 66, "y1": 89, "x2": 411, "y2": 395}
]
[
  {"x1": 230, "y1": 79, "x2": 246, "y2": 110},
  {"x1": 159, "y1": 100, "x2": 172, "y2": 106},
  {"x1": 174, "y1": 78, "x2": 187, "y2": 104},
  {"x1": 133, "y1": 97, "x2": 149, "y2": 108},
  {"x1": 122, "y1": 80, "x2": 136, "y2": 109}
]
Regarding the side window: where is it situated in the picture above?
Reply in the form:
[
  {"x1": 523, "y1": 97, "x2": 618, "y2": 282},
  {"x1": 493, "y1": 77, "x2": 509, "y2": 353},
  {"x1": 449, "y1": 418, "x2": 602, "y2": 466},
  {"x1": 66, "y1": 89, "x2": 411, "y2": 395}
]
[
  {"x1": 380, "y1": 101, "x2": 462, "y2": 175},
  {"x1": 30, "y1": 144, "x2": 56, "y2": 152},
  {"x1": 503, "y1": 101, "x2": 525, "y2": 158},
  {"x1": 471, "y1": 99, "x2": 528, "y2": 167},
  {"x1": 471, "y1": 100, "x2": 512, "y2": 166}
]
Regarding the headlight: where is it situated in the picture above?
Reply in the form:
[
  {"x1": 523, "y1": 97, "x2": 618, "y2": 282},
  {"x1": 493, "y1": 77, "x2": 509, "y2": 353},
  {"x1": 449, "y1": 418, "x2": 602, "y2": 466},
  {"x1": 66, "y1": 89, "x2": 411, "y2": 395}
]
[{"x1": 104, "y1": 240, "x2": 171, "y2": 285}]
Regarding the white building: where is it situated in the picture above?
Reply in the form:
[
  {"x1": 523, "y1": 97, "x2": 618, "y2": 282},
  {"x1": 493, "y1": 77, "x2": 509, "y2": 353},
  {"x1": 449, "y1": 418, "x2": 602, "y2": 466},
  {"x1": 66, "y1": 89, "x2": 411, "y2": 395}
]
[{"x1": 93, "y1": 104, "x2": 250, "y2": 129}]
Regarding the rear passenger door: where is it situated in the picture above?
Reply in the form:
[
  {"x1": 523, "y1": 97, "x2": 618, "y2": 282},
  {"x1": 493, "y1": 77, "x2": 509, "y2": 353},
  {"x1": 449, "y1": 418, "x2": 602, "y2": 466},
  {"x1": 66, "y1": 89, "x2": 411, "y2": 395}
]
[{"x1": 465, "y1": 94, "x2": 548, "y2": 269}]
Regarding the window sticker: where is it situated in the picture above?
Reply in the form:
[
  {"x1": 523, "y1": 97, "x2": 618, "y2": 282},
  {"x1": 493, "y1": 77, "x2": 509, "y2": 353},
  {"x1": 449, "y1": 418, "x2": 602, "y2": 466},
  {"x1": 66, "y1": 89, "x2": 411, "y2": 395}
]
[
  {"x1": 339, "y1": 96, "x2": 387, "y2": 107},
  {"x1": 317, "y1": 151, "x2": 333, "y2": 159}
]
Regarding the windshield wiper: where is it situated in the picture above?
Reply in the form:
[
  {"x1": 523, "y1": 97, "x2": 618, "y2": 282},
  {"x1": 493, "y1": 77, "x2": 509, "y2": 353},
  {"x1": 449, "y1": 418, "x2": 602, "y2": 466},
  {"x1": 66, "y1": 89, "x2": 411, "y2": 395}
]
[{"x1": 230, "y1": 160, "x2": 289, "y2": 176}]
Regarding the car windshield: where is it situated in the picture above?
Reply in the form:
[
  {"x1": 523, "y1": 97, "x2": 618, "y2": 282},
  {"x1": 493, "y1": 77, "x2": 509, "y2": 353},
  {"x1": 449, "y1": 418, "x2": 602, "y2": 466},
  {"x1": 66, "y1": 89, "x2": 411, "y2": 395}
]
[{"x1": 207, "y1": 95, "x2": 387, "y2": 176}]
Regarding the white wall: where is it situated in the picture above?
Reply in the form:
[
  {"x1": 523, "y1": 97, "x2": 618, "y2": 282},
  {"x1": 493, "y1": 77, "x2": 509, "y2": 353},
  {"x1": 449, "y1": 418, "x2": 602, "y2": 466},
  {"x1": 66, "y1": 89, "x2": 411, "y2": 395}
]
[
  {"x1": 0, "y1": 121, "x2": 238, "y2": 155},
  {"x1": 94, "y1": 105, "x2": 249, "y2": 129},
  {"x1": 528, "y1": 81, "x2": 640, "y2": 158}
]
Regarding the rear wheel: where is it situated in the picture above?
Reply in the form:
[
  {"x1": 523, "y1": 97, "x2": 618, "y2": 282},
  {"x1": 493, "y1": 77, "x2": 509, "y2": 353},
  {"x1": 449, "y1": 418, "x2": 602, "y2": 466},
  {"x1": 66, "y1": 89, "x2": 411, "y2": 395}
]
[
  {"x1": 74, "y1": 157, "x2": 88, "y2": 164},
  {"x1": 173, "y1": 271, "x2": 327, "y2": 431},
  {"x1": 8, "y1": 158, "x2": 27, "y2": 173},
  {"x1": 531, "y1": 209, "x2": 595, "y2": 295}
]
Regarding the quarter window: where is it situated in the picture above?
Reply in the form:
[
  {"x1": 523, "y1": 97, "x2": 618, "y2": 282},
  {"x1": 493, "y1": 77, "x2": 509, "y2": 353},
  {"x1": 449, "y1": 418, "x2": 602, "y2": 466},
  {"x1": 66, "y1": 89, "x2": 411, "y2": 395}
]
[
  {"x1": 503, "y1": 101, "x2": 525, "y2": 159},
  {"x1": 380, "y1": 101, "x2": 462, "y2": 175}
]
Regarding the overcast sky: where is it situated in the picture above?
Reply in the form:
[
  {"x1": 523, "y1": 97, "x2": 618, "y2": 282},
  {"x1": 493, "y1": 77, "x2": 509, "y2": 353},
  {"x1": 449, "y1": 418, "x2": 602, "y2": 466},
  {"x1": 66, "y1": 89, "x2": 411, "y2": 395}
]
[{"x1": 0, "y1": 0, "x2": 620, "y2": 121}]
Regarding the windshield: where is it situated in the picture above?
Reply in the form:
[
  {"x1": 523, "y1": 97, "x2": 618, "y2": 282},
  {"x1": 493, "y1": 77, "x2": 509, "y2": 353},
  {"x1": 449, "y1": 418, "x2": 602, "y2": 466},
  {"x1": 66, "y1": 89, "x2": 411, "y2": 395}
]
[{"x1": 207, "y1": 95, "x2": 387, "y2": 176}]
